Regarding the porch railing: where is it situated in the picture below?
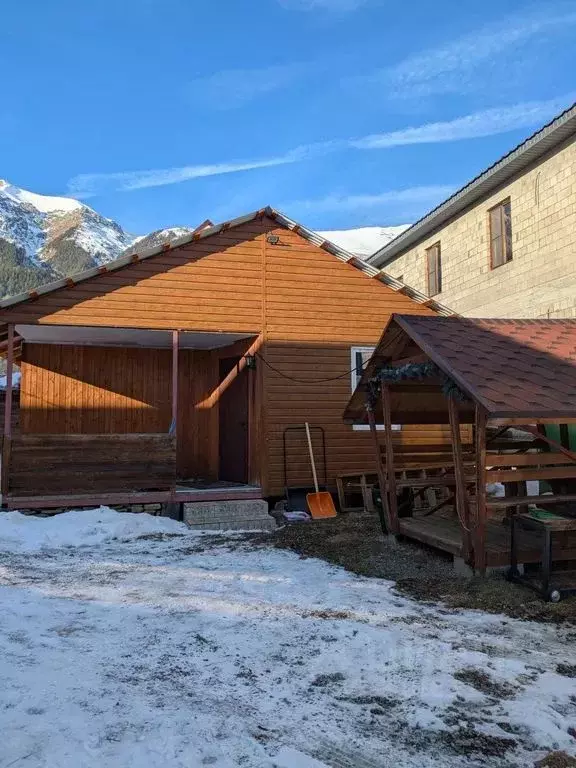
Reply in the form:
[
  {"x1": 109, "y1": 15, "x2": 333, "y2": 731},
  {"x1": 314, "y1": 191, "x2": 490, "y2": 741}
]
[{"x1": 9, "y1": 433, "x2": 176, "y2": 496}]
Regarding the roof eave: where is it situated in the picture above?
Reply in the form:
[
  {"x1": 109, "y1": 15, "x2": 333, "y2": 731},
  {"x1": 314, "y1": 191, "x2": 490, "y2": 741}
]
[{"x1": 368, "y1": 102, "x2": 576, "y2": 267}]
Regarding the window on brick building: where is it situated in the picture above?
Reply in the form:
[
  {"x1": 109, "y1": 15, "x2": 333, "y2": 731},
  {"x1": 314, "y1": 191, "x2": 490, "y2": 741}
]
[
  {"x1": 425, "y1": 243, "x2": 441, "y2": 296},
  {"x1": 489, "y1": 198, "x2": 513, "y2": 268}
]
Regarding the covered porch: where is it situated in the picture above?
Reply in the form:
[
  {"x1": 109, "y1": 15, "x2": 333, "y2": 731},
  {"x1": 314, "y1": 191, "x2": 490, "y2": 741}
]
[{"x1": 1, "y1": 323, "x2": 263, "y2": 509}]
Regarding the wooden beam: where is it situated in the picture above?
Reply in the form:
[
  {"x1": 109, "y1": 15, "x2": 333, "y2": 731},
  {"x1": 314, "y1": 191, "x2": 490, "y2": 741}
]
[
  {"x1": 381, "y1": 384, "x2": 399, "y2": 534},
  {"x1": 520, "y1": 425, "x2": 576, "y2": 465},
  {"x1": 487, "y1": 453, "x2": 574, "y2": 466},
  {"x1": 2, "y1": 324, "x2": 14, "y2": 498},
  {"x1": 389, "y1": 352, "x2": 430, "y2": 368},
  {"x1": 488, "y1": 466, "x2": 576, "y2": 483},
  {"x1": 475, "y1": 405, "x2": 488, "y2": 576},
  {"x1": 489, "y1": 417, "x2": 576, "y2": 426},
  {"x1": 448, "y1": 396, "x2": 473, "y2": 563},
  {"x1": 487, "y1": 493, "x2": 576, "y2": 508},
  {"x1": 366, "y1": 402, "x2": 391, "y2": 534},
  {"x1": 171, "y1": 330, "x2": 179, "y2": 437}
]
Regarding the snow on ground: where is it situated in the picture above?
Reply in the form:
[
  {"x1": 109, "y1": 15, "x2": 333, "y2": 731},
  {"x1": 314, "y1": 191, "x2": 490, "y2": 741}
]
[{"x1": 0, "y1": 509, "x2": 575, "y2": 768}]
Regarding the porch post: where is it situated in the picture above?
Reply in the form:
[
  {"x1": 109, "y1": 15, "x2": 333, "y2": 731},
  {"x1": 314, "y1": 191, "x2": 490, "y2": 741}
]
[
  {"x1": 171, "y1": 330, "x2": 179, "y2": 437},
  {"x1": 380, "y1": 383, "x2": 399, "y2": 534},
  {"x1": 475, "y1": 405, "x2": 488, "y2": 576},
  {"x1": 448, "y1": 395, "x2": 473, "y2": 564},
  {"x1": 2, "y1": 324, "x2": 14, "y2": 498}
]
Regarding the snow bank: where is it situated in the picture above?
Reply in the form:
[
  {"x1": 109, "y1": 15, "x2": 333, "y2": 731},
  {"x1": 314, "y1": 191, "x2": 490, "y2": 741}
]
[{"x1": 0, "y1": 507, "x2": 187, "y2": 552}]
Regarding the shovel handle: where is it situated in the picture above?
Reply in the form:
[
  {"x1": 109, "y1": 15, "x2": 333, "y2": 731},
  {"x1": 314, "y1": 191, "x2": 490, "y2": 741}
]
[{"x1": 305, "y1": 422, "x2": 319, "y2": 493}]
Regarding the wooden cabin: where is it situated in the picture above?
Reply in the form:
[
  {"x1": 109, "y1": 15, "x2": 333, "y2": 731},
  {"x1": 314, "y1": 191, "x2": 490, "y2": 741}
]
[
  {"x1": 0, "y1": 208, "x2": 452, "y2": 512},
  {"x1": 344, "y1": 314, "x2": 576, "y2": 573}
]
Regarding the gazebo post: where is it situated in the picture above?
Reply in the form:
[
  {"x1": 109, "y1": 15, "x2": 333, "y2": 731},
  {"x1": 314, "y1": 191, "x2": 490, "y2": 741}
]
[
  {"x1": 366, "y1": 400, "x2": 392, "y2": 534},
  {"x1": 475, "y1": 405, "x2": 488, "y2": 575},
  {"x1": 448, "y1": 395, "x2": 473, "y2": 564},
  {"x1": 380, "y1": 383, "x2": 399, "y2": 534}
]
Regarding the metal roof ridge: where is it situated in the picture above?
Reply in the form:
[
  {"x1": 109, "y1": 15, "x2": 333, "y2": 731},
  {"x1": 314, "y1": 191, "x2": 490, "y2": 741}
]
[{"x1": 368, "y1": 100, "x2": 576, "y2": 266}]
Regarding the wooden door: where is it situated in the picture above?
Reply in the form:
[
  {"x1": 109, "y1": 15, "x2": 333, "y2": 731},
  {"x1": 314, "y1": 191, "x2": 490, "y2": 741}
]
[{"x1": 218, "y1": 357, "x2": 249, "y2": 484}]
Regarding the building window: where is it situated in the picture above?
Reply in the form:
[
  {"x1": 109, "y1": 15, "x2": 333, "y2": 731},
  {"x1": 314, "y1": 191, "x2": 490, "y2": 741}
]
[
  {"x1": 425, "y1": 243, "x2": 441, "y2": 296},
  {"x1": 350, "y1": 346, "x2": 400, "y2": 432},
  {"x1": 489, "y1": 198, "x2": 513, "y2": 268}
]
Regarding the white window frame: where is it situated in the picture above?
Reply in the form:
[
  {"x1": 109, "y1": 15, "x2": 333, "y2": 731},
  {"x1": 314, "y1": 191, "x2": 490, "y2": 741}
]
[{"x1": 350, "y1": 346, "x2": 401, "y2": 431}]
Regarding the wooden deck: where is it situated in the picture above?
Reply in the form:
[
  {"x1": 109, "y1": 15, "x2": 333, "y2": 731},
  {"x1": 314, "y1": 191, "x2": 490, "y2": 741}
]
[{"x1": 397, "y1": 514, "x2": 576, "y2": 568}]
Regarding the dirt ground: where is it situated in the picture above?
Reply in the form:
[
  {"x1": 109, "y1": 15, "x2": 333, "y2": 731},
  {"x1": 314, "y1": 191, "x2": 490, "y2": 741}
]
[{"x1": 262, "y1": 512, "x2": 576, "y2": 624}]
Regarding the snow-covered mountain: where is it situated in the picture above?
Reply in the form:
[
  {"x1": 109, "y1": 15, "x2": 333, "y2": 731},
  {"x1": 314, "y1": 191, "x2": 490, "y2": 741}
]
[
  {"x1": 126, "y1": 226, "x2": 195, "y2": 255},
  {"x1": 318, "y1": 225, "x2": 408, "y2": 258},
  {"x1": 0, "y1": 180, "x2": 138, "y2": 298},
  {"x1": 0, "y1": 180, "x2": 409, "y2": 298}
]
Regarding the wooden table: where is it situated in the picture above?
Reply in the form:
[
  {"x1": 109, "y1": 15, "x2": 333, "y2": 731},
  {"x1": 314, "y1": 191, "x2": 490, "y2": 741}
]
[{"x1": 508, "y1": 512, "x2": 576, "y2": 601}]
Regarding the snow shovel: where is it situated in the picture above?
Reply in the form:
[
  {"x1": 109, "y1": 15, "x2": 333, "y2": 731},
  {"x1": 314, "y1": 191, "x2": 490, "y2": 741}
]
[{"x1": 305, "y1": 422, "x2": 337, "y2": 519}]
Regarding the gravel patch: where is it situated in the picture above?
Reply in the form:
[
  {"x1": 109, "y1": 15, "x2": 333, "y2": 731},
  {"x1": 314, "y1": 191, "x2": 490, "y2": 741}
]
[{"x1": 259, "y1": 513, "x2": 576, "y2": 624}]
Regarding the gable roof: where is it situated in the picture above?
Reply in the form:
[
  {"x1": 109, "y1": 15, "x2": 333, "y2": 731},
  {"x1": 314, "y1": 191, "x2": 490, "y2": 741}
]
[
  {"x1": 0, "y1": 207, "x2": 453, "y2": 319},
  {"x1": 368, "y1": 101, "x2": 576, "y2": 267},
  {"x1": 344, "y1": 315, "x2": 576, "y2": 423}
]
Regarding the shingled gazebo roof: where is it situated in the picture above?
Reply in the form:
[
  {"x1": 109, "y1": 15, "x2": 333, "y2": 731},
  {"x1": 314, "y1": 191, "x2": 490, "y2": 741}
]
[{"x1": 344, "y1": 316, "x2": 576, "y2": 425}]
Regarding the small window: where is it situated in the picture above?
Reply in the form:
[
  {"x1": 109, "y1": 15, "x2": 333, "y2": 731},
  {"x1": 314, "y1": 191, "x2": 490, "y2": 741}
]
[
  {"x1": 351, "y1": 346, "x2": 375, "y2": 394},
  {"x1": 489, "y1": 199, "x2": 512, "y2": 268},
  {"x1": 425, "y1": 243, "x2": 441, "y2": 296},
  {"x1": 350, "y1": 346, "x2": 400, "y2": 432}
]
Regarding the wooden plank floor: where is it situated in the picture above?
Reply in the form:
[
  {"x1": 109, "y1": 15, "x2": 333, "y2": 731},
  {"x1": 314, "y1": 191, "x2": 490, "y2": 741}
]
[{"x1": 398, "y1": 515, "x2": 576, "y2": 568}]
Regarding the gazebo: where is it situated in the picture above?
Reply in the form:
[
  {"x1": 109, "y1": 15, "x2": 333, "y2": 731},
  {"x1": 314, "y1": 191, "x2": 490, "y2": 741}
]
[{"x1": 343, "y1": 315, "x2": 576, "y2": 573}]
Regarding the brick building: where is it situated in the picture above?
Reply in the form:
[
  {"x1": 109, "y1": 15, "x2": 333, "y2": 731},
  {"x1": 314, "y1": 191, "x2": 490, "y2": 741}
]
[{"x1": 368, "y1": 103, "x2": 576, "y2": 319}]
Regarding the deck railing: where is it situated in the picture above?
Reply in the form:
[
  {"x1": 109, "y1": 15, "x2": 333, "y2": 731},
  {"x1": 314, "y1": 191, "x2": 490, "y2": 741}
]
[{"x1": 9, "y1": 433, "x2": 176, "y2": 496}]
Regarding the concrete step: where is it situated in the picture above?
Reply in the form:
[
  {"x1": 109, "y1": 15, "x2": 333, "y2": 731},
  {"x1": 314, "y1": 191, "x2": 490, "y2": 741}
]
[{"x1": 183, "y1": 499, "x2": 275, "y2": 532}]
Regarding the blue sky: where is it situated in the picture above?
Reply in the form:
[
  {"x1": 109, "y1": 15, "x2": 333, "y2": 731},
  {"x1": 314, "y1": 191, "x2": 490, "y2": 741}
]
[{"x1": 2, "y1": 0, "x2": 576, "y2": 235}]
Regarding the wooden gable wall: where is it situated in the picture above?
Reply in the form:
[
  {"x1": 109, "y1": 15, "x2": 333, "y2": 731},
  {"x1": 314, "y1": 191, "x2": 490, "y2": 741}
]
[{"x1": 6, "y1": 221, "x2": 267, "y2": 332}]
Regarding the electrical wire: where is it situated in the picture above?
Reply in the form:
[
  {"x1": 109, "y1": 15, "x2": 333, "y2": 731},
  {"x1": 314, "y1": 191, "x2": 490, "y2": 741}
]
[{"x1": 255, "y1": 352, "x2": 369, "y2": 384}]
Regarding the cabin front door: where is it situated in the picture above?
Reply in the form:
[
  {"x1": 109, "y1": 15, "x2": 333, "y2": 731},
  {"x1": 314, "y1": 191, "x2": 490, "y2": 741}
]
[{"x1": 218, "y1": 357, "x2": 249, "y2": 484}]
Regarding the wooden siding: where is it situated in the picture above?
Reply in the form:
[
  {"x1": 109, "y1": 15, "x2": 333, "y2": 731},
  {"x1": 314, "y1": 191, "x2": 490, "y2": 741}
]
[
  {"x1": 20, "y1": 344, "x2": 223, "y2": 481},
  {"x1": 6, "y1": 223, "x2": 266, "y2": 332},
  {"x1": 261, "y1": 225, "x2": 443, "y2": 496},
  {"x1": 10, "y1": 434, "x2": 176, "y2": 495},
  {"x1": 21, "y1": 344, "x2": 172, "y2": 434},
  {"x1": 177, "y1": 348, "x2": 219, "y2": 479}
]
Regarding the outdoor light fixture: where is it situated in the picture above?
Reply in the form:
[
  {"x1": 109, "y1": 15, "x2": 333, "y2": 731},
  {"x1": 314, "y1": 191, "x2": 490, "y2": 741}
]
[
  {"x1": 245, "y1": 354, "x2": 256, "y2": 370},
  {"x1": 266, "y1": 234, "x2": 280, "y2": 245}
]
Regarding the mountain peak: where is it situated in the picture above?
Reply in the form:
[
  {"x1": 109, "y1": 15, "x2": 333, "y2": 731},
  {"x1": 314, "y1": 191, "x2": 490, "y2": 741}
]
[{"x1": 0, "y1": 180, "x2": 84, "y2": 216}]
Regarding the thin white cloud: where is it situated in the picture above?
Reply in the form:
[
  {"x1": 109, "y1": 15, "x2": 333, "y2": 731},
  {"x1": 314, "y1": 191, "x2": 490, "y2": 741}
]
[
  {"x1": 353, "y1": 8, "x2": 576, "y2": 98},
  {"x1": 286, "y1": 185, "x2": 456, "y2": 214},
  {"x1": 67, "y1": 150, "x2": 306, "y2": 199},
  {"x1": 351, "y1": 97, "x2": 573, "y2": 150},
  {"x1": 67, "y1": 96, "x2": 572, "y2": 197},
  {"x1": 186, "y1": 64, "x2": 307, "y2": 110}
]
